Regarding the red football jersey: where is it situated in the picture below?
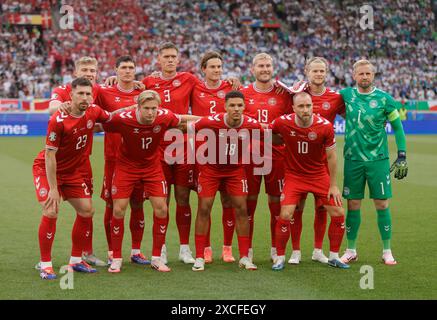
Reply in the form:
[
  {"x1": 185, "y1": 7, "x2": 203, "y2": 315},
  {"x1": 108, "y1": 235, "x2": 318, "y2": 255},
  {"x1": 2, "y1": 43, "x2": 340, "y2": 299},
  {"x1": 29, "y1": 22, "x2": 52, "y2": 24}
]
[
  {"x1": 50, "y1": 83, "x2": 101, "y2": 103},
  {"x1": 34, "y1": 105, "x2": 111, "y2": 175},
  {"x1": 94, "y1": 85, "x2": 143, "y2": 161},
  {"x1": 50, "y1": 83, "x2": 101, "y2": 156},
  {"x1": 241, "y1": 83, "x2": 293, "y2": 159},
  {"x1": 143, "y1": 72, "x2": 200, "y2": 114},
  {"x1": 270, "y1": 114, "x2": 336, "y2": 178},
  {"x1": 310, "y1": 87, "x2": 345, "y2": 124},
  {"x1": 103, "y1": 108, "x2": 181, "y2": 169},
  {"x1": 192, "y1": 113, "x2": 264, "y2": 171},
  {"x1": 191, "y1": 80, "x2": 233, "y2": 116}
]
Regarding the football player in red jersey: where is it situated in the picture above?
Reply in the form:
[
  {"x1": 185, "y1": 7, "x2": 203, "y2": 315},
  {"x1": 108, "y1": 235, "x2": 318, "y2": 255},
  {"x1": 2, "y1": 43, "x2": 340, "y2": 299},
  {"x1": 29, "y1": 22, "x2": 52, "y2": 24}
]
[
  {"x1": 102, "y1": 90, "x2": 199, "y2": 273},
  {"x1": 240, "y1": 53, "x2": 293, "y2": 262},
  {"x1": 190, "y1": 91, "x2": 262, "y2": 272},
  {"x1": 141, "y1": 42, "x2": 200, "y2": 264},
  {"x1": 94, "y1": 56, "x2": 150, "y2": 266},
  {"x1": 270, "y1": 92, "x2": 349, "y2": 270},
  {"x1": 190, "y1": 51, "x2": 237, "y2": 263},
  {"x1": 47, "y1": 57, "x2": 107, "y2": 266},
  {"x1": 33, "y1": 78, "x2": 112, "y2": 280},
  {"x1": 286, "y1": 57, "x2": 346, "y2": 265}
]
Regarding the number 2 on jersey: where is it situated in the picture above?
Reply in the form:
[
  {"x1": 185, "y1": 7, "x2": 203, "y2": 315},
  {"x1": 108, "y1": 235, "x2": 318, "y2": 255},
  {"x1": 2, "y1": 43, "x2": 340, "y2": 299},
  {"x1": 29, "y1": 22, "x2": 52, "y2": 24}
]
[{"x1": 76, "y1": 135, "x2": 87, "y2": 150}]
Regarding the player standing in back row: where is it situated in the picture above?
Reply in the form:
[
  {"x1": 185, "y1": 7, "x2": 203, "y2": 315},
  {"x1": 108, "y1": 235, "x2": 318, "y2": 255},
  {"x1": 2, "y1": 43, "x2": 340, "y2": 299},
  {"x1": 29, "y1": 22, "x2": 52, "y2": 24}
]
[{"x1": 340, "y1": 60, "x2": 408, "y2": 265}]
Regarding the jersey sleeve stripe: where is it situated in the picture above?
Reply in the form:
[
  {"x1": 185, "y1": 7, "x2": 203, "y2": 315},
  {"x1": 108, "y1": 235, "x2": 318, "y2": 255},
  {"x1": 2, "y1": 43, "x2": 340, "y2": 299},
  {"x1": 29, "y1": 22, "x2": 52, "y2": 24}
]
[
  {"x1": 325, "y1": 143, "x2": 336, "y2": 151},
  {"x1": 45, "y1": 145, "x2": 58, "y2": 151},
  {"x1": 388, "y1": 109, "x2": 400, "y2": 122}
]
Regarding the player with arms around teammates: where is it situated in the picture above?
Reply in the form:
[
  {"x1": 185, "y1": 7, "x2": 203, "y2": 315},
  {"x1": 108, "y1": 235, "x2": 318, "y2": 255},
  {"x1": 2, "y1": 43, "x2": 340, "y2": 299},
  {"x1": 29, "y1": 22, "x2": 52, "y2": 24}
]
[{"x1": 340, "y1": 60, "x2": 408, "y2": 265}]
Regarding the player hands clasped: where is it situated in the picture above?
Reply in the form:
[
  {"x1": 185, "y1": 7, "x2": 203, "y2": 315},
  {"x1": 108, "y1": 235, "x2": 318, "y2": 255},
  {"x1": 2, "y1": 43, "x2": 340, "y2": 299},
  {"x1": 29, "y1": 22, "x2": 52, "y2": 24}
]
[
  {"x1": 270, "y1": 92, "x2": 349, "y2": 271},
  {"x1": 190, "y1": 91, "x2": 263, "y2": 272},
  {"x1": 339, "y1": 60, "x2": 408, "y2": 266},
  {"x1": 33, "y1": 78, "x2": 112, "y2": 280},
  {"x1": 101, "y1": 90, "x2": 200, "y2": 273}
]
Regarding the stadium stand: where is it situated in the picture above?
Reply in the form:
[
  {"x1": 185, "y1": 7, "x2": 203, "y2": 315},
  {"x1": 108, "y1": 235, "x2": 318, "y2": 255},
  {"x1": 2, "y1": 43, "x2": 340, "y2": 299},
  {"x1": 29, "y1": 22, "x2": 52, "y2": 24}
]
[{"x1": 0, "y1": 0, "x2": 435, "y2": 100}]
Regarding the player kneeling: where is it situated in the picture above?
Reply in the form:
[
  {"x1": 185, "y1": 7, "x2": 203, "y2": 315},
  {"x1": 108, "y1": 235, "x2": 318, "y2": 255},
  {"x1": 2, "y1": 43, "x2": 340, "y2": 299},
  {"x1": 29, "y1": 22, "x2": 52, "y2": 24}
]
[{"x1": 270, "y1": 92, "x2": 349, "y2": 271}]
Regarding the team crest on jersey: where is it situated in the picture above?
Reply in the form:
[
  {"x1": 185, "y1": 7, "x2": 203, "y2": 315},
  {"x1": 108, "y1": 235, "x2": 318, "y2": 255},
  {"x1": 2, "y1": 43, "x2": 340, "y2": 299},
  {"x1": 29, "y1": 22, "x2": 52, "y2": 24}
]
[
  {"x1": 153, "y1": 125, "x2": 161, "y2": 133},
  {"x1": 111, "y1": 185, "x2": 117, "y2": 195},
  {"x1": 343, "y1": 187, "x2": 350, "y2": 196},
  {"x1": 172, "y1": 79, "x2": 181, "y2": 87},
  {"x1": 51, "y1": 93, "x2": 58, "y2": 99},
  {"x1": 249, "y1": 99, "x2": 255, "y2": 105},
  {"x1": 370, "y1": 100, "x2": 378, "y2": 108},
  {"x1": 134, "y1": 96, "x2": 138, "y2": 102},
  {"x1": 48, "y1": 132, "x2": 57, "y2": 142},
  {"x1": 322, "y1": 102, "x2": 331, "y2": 110},
  {"x1": 268, "y1": 98, "x2": 277, "y2": 106},
  {"x1": 115, "y1": 97, "x2": 121, "y2": 103},
  {"x1": 308, "y1": 132, "x2": 317, "y2": 140},
  {"x1": 217, "y1": 91, "x2": 226, "y2": 99},
  {"x1": 39, "y1": 188, "x2": 48, "y2": 197},
  {"x1": 87, "y1": 120, "x2": 94, "y2": 129},
  {"x1": 104, "y1": 189, "x2": 110, "y2": 199}
]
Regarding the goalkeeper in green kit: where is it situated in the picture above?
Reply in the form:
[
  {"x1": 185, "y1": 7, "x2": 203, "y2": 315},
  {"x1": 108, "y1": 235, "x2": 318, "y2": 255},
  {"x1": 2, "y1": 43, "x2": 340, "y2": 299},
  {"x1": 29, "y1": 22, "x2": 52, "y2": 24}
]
[{"x1": 339, "y1": 60, "x2": 408, "y2": 265}]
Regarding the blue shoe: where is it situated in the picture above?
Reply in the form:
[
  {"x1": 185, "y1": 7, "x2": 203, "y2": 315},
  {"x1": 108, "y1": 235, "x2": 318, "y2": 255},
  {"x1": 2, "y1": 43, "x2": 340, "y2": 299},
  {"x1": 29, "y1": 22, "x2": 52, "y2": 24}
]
[
  {"x1": 40, "y1": 267, "x2": 57, "y2": 280},
  {"x1": 328, "y1": 258, "x2": 350, "y2": 269},
  {"x1": 272, "y1": 256, "x2": 285, "y2": 271},
  {"x1": 131, "y1": 253, "x2": 151, "y2": 265},
  {"x1": 70, "y1": 261, "x2": 98, "y2": 273}
]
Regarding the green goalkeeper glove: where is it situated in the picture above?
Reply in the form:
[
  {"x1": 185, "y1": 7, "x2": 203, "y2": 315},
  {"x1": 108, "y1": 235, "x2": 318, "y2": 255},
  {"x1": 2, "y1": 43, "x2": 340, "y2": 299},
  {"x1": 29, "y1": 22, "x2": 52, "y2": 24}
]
[{"x1": 390, "y1": 151, "x2": 408, "y2": 179}]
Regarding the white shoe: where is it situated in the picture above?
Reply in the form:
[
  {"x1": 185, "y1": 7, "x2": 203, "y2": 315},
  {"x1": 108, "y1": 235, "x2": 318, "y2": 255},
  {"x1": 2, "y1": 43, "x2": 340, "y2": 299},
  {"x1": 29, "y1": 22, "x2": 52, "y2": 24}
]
[
  {"x1": 192, "y1": 258, "x2": 205, "y2": 271},
  {"x1": 382, "y1": 250, "x2": 397, "y2": 265},
  {"x1": 151, "y1": 257, "x2": 171, "y2": 272},
  {"x1": 179, "y1": 247, "x2": 195, "y2": 264},
  {"x1": 270, "y1": 247, "x2": 278, "y2": 262},
  {"x1": 161, "y1": 244, "x2": 168, "y2": 265},
  {"x1": 83, "y1": 252, "x2": 107, "y2": 267},
  {"x1": 239, "y1": 256, "x2": 257, "y2": 270},
  {"x1": 312, "y1": 249, "x2": 329, "y2": 264},
  {"x1": 340, "y1": 249, "x2": 358, "y2": 263},
  {"x1": 288, "y1": 250, "x2": 301, "y2": 264},
  {"x1": 248, "y1": 248, "x2": 253, "y2": 262},
  {"x1": 272, "y1": 256, "x2": 286, "y2": 271},
  {"x1": 108, "y1": 258, "x2": 122, "y2": 273}
]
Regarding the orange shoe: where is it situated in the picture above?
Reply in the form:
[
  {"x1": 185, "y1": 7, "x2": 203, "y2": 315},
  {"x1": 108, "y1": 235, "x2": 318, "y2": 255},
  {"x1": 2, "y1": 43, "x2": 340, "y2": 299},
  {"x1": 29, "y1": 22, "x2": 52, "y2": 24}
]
[
  {"x1": 204, "y1": 247, "x2": 213, "y2": 264},
  {"x1": 221, "y1": 245, "x2": 235, "y2": 263}
]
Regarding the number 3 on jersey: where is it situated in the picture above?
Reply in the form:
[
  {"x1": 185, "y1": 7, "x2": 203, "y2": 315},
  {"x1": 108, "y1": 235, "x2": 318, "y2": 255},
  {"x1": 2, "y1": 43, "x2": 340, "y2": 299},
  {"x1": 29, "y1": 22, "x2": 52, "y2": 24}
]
[{"x1": 164, "y1": 89, "x2": 171, "y2": 102}]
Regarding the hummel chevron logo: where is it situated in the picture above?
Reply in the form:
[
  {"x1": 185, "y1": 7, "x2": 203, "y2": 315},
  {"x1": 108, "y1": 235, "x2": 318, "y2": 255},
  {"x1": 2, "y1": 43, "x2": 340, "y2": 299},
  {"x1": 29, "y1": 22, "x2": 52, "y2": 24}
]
[
  {"x1": 46, "y1": 232, "x2": 53, "y2": 239},
  {"x1": 160, "y1": 226, "x2": 166, "y2": 234},
  {"x1": 346, "y1": 226, "x2": 351, "y2": 232},
  {"x1": 384, "y1": 226, "x2": 390, "y2": 232},
  {"x1": 85, "y1": 231, "x2": 90, "y2": 237},
  {"x1": 226, "y1": 220, "x2": 234, "y2": 227},
  {"x1": 184, "y1": 213, "x2": 191, "y2": 217},
  {"x1": 281, "y1": 226, "x2": 288, "y2": 233},
  {"x1": 113, "y1": 226, "x2": 120, "y2": 235},
  {"x1": 56, "y1": 112, "x2": 68, "y2": 123},
  {"x1": 139, "y1": 220, "x2": 145, "y2": 228},
  {"x1": 120, "y1": 112, "x2": 133, "y2": 119},
  {"x1": 341, "y1": 223, "x2": 345, "y2": 229}
]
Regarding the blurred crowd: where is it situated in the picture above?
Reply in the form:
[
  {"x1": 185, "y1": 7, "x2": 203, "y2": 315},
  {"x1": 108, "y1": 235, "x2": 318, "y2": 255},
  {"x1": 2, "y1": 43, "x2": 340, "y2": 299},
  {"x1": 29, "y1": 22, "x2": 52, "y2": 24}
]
[{"x1": 0, "y1": 0, "x2": 435, "y2": 100}]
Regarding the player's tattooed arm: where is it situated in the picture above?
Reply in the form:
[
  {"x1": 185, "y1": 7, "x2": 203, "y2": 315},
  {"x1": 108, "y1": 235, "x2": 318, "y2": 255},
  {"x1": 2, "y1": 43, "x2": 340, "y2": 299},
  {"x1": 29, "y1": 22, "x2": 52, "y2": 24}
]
[
  {"x1": 326, "y1": 146, "x2": 342, "y2": 206},
  {"x1": 44, "y1": 149, "x2": 60, "y2": 213}
]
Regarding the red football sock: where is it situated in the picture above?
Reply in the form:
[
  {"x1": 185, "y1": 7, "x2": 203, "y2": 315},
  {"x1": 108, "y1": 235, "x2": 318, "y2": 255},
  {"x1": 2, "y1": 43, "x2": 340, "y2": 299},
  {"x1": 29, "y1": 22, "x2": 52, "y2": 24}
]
[
  {"x1": 176, "y1": 204, "x2": 191, "y2": 245},
  {"x1": 205, "y1": 215, "x2": 211, "y2": 248},
  {"x1": 195, "y1": 234, "x2": 207, "y2": 259},
  {"x1": 152, "y1": 215, "x2": 168, "y2": 257},
  {"x1": 83, "y1": 216, "x2": 93, "y2": 254},
  {"x1": 290, "y1": 210, "x2": 303, "y2": 250},
  {"x1": 268, "y1": 202, "x2": 281, "y2": 248},
  {"x1": 275, "y1": 218, "x2": 290, "y2": 256},
  {"x1": 104, "y1": 205, "x2": 113, "y2": 251},
  {"x1": 314, "y1": 208, "x2": 328, "y2": 249},
  {"x1": 222, "y1": 207, "x2": 235, "y2": 246},
  {"x1": 71, "y1": 215, "x2": 92, "y2": 258},
  {"x1": 38, "y1": 215, "x2": 57, "y2": 262},
  {"x1": 130, "y1": 207, "x2": 145, "y2": 250},
  {"x1": 247, "y1": 199, "x2": 258, "y2": 248},
  {"x1": 237, "y1": 235, "x2": 250, "y2": 258},
  {"x1": 328, "y1": 215, "x2": 345, "y2": 253},
  {"x1": 111, "y1": 216, "x2": 124, "y2": 259}
]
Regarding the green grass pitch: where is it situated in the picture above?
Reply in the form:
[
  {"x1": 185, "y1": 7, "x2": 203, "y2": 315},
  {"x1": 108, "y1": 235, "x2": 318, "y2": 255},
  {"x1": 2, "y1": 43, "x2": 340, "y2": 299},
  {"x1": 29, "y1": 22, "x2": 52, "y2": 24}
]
[{"x1": 0, "y1": 135, "x2": 436, "y2": 300}]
